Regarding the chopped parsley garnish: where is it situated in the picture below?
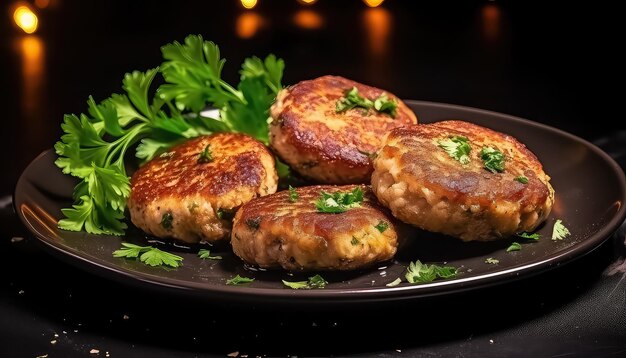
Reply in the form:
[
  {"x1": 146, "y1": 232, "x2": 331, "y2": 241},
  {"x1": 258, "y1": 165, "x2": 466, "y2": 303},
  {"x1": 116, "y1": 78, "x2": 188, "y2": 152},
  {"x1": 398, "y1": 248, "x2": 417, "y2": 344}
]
[
  {"x1": 386, "y1": 278, "x2": 402, "y2": 287},
  {"x1": 405, "y1": 260, "x2": 458, "y2": 284},
  {"x1": 506, "y1": 242, "x2": 522, "y2": 252},
  {"x1": 216, "y1": 208, "x2": 235, "y2": 220},
  {"x1": 113, "y1": 242, "x2": 183, "y2": 268},
  {"x1": 197, "y1": 144, "x2": 213, "y2": 163},
  {"x1": 335, "y1": 87, "x2": 397, "y2": 118},
  {"x1": 517, "y1": 232, "x2": 540, "y2": 240},
  {"x1": 315, "y1": 187, "x2": 364, "y2": 213},
  {"x1": 438, "y1": 136, "x2": 471, "y2": 165},
  {"x1": 552, "y1": 220, "x2": 571, "y2": 241},
  {"x1": 374, "y1": 221, "x2": 389, "y2": 233},
  {"x1": 515, "y1": 176, "x2": 529, "y2": 184},
  {"x1": 161, "y1": 212, "x2": 173, "y2": 230},
  {"x1": 226, "y1": 275, "x2": 255, "y2": 285},
  {"x1": 485, "y1": 257, "x2": 500, "y2": 264},
  {"x1": 350, "y1": 237, "x2": 360, "y2": 246},
  {"x1": 282, "y1": 274, "x2": 328, "y2": 289},
  {"x1": 480, "y1": 146, "x2": 505, "y2": 173},
  {"x1": 198, "y1": 249, "x2": 222, "y2": 260},
  {"x1": 288, "y1": 185, "x2": 299, "y2": 203}
]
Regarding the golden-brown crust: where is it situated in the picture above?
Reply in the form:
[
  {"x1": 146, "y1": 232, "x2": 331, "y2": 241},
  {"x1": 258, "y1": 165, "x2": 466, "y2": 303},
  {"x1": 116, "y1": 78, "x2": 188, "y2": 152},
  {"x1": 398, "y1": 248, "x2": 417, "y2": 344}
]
[
  {"x1": 270, "y1": 75, "x2": 417, "y2": 184},
  {"x1": 387, "y1": 121, "x2": 551, "y2": 207},
  {"x1": 231, "y1": 185, "x2": 399, "y2": 270},
  {"x1": 372, "y1": 120, "x2": 554, "y2": 241},
  {"x1": 130, "y1": 133, "x2": 274, "y2": 205},
  {"x1": 127, "y1": 133, "x2": 278, "y2": 243}
]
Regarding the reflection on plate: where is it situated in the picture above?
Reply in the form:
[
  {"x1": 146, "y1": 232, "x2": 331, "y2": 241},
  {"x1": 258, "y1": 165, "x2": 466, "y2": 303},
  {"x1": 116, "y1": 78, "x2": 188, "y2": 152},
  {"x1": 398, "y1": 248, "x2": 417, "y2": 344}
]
[{"x1": 13, "y1": 101, "x2": 626, "y2": 306}]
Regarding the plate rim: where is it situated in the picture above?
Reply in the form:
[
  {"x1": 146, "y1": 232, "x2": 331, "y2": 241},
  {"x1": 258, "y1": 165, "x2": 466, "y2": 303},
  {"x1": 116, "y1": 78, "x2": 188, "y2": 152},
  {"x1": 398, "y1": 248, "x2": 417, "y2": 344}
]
[{"x1": 13, "y1": 100, "x2": 626, "y2": 303}]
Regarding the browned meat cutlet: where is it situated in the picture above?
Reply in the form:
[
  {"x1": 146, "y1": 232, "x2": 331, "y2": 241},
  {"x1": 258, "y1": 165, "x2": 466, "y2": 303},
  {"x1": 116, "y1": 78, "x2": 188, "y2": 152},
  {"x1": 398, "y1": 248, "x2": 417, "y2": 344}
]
[
  {"x1": 128, "y1": 133, "x2": 278, "y2": 243},
  {"x1": 231, "y1": 185, "x2": 399, "y2": 271},
  {"x1": 371, "y1": 120, "x2": 554, "y2": 241},
  {"x1": 270, "y1": 75, "x2": 417, "y2": 184}
]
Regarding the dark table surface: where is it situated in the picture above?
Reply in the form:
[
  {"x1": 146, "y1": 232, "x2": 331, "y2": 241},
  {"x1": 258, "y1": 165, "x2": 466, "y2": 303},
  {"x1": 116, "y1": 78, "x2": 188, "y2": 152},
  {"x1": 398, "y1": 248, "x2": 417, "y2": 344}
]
[{"x1": 2, "y1": 1, "x2": 626, "y2": 357}]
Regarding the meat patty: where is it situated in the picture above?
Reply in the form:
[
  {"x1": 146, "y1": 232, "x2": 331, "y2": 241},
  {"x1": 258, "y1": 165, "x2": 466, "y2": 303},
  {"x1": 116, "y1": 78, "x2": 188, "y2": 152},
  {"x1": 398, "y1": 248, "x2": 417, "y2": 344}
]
[
  {"x1": 270, "y1": 75, "x2": 417, "y2": 184},
  {"x1": 231, "y1": 185, "x2": 399, "y2": 271},
  {"x1": 128, "y1": 133, "x2": 277, "y2": 243},
  {"x1": 371, "y1": 121, "x2": 554, "y2": 241}
]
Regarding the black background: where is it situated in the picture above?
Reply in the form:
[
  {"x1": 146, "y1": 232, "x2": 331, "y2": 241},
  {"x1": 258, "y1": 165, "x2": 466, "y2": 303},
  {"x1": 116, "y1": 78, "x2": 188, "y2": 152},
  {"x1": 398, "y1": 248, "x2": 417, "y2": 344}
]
[{"x1": 1, "y1": 1, "x2": 625, "y2": 357}]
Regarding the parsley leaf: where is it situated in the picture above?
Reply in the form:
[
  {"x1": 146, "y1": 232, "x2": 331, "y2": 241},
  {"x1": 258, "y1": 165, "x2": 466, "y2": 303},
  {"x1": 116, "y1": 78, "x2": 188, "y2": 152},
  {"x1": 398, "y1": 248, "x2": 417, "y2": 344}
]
[
  {"x1": 386, "y1": 278, "x2": 402, "y2": 287},
  {"x1": 335, "y1": 87, "x2": 397, "y2": 118},
  {"x1": 552, "y1": 220, "x2": 571, "y2": 241},
  {"x1": 197, "y1": 144, "x2": 213, "y2": 163},
  {"x1": 198, "y1": 249, "x2": 222, "y2": 260},
  {"x1": 374, "y1": 221, "x2": 389, "y2": 233},
  {"x1": 515, "y1": 176, "x2": 529, "y2": 184},
  {"x1": 438, "y1": 136, "x2": 471, "y2": 165},
  {"x1": 506, "y1": 242, "x2": 522, "y2": 252},
  {"x1": 55, "y1": 35, "x2": 285, "y2": 235},
  {"x1": 226, "y1": 275, "x2": 255, "y2": 285},
  {"x1": 517, "y1": 232, "x2": 540, "y2": 240},
  {"x1": 405, "y1": 260, "x2": 458, "y2": 284},
  {"x1": 480, "y1": 146, "x2": 505, "y2": 173},
  {"x1": 282, "y1": 274, "x2": 328, "y2": 289},
  {"x1": 485, "y1": 257, "x2": 499, "y2": 264},
  {"x1": 315, "y1": 187, "x2": 364, "y2": 213},
  {"x1": 113, "y1": 243, "x2": 183, "y2": 268},
  {"x1": 288, "y1": 185, "x2": 299, "y2": 202}
]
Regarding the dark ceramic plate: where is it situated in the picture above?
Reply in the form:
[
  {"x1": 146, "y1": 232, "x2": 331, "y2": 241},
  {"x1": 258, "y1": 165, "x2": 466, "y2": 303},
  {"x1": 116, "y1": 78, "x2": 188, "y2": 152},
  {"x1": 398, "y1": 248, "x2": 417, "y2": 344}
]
[{"x1": 14, "y1": 101, "x2": 626, "y2": 306}]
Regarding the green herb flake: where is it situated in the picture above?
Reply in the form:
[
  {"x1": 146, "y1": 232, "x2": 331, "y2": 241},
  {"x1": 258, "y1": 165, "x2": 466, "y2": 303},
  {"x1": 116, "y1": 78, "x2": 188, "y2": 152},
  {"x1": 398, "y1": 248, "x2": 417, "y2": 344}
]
[
  {"x1": 315, "y1": 187, "x2": 364, "y2": 213},
  {"x1": 226, "y1": 274, "x2": 255, "y2": 285},
  {"x1": 506, "y1": 242, "x2": 522, "y2": 252},
  {"x1": 335, "y1": 87, "x2": 397, "y2": 118},
  {"x1": 350, "y1": 237, "x2": 360, "y2": 246},
  {"x1": 113, "y1": 242, "x2": 183, "y2": 268},
  {"x1": 438, "y1": 136, "x2": 471, "y2": 165},
  {"x1": 515, "y1": 176, "x2": 529, "y2": 184},
  {"x1": 517, "y1": 232, "x2": 540, "y2": 240},
  {"x1": 485, "y1": 257, "x2": 500, "y2": 264},
  {"x1": 288, "y1": 185, "x2": 299, "y2": 203},
  {"x1": 405, "y1": 260, "x2": 458, "y2": 284},
  {"x1": 480, "y1": 146, "x2": 505, "y2": 173},
  {"x1": 197, "y1": 144, "x2": 213, "y2": 163},
  {"x1": 282, "y1": 274, "x2": 328, "y2": 289},
  {"x1": 552, "y1": 220, "x2": 571, "y2": 241},
  {"x1": 386, "y1": 278, "x2": 402, "y2": 287},
  {"x1": 198, "y1": 249, "x2": 222, "y2": 260},
  {"x1": 374, "y1": 221, "x2": 389, "y2": 233},
  {"x1": 161, "y1": 212, "x2": 173, "y2": 230}
]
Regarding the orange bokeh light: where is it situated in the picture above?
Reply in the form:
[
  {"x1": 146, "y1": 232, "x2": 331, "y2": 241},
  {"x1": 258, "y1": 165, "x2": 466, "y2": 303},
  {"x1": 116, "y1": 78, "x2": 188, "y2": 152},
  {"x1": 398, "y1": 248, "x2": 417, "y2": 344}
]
[
  {"x1": 363, "y1": 7, "x2": 390, "y2": 57},
  {"x1": 240, "y1": 0, "x2": 258, "y2": 9},
  {"x1": 14, "y1": 5, "x2": 39, "y2": 34},
  {"x1": 236, "y1": 12, "x2": 263, "y2": 39},
  {"x1": 298, "y1": 0, "x2": 318, "y2": 5},
  {"x1": 293, "y1": 10, "x2": 323, "y2": 29},
  {"x1": 363, "y1": 0, "x2": 385, "y2": 8}
]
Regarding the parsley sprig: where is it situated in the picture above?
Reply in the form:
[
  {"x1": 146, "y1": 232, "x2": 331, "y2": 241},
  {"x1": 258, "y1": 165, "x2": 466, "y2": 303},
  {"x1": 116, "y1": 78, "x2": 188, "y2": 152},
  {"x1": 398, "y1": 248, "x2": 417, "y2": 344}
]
[
  {"x1": 480, "y1": 146, "x2": 505, "y2": 173},
  {"x1": 335, "y1": 87, "x2": 397, "y2": 117},
  {"x1": 438, "y1": 136, "x2": 471, "y2": 165},
  {"x1": 55, "y1": 35, "x2": 284, "y2": 235},
  {"x1": 315, "y1": 187, "x2": 364, "y2": 213},
  {"x1": 405, "y1": 260, "x2": 458, "y2": 284},
  {"x1": 113, "y1": 243, "x2": 183, "y2": 268},
  {"x1": 282, "y1": 274, "x2": 328, "y2": 289},
  {"x1": 552, "y1": 220, "x2": 571, "y2": 240}
]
